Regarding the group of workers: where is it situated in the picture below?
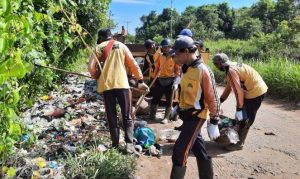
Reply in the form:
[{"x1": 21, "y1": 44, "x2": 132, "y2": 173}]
[{"x1": 88, "y1": 28, "x2": 268, "y2": 179}]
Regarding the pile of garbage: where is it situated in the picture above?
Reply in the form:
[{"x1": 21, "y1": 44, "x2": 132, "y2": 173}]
[
  {"x1": 1, "y1": 74, "x2": 166, "y2": 178},
  {"x1": 4, "y1": 74, "x2": 111, "y2": 178}
]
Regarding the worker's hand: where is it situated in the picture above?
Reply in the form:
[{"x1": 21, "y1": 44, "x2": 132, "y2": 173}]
[
  {"x1": 235, "y1": 110, "x2": 244, "y2": 121},
  {"x1": 207, "y1": 122, "x2": 220, "y2": 140},
  {"x1": 172, "y1": 84, "x2": 178, "y2": 91},
  {"x1": 138, "y1": 82, "x2": 149, "y2": 93}
]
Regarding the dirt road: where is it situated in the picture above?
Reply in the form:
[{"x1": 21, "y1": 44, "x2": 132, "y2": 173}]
[{"x1": 135, "y1": 87, "x2": 300, "y2": 179}]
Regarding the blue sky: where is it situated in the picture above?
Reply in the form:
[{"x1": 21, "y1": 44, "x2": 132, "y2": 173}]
[{"x1": 109, "y1": 0, "x2": 258, "y2": 34}]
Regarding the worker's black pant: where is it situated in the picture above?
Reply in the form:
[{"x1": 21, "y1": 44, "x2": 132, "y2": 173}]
[
  {"x1": 172, "y1": 114, "x2": 208, "y2": 166},
  {"x1": 151, "y1": 79, "x2": 174, "y2": 107},
  {"x1": 103, "y1": 89, "x2": 133, "y2": 144},
  {"x1": 241, "y1": 93, "x2": 265, "y2": 128}
]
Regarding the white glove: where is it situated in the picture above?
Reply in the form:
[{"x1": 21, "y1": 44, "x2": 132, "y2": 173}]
[
  {"x1": 235, "y1": 110, "x2": 244, "y2": 121},
  {"x1": 207, "y1": 122, "x2": 220, "y2": 140},
  {"x1": 172, "y1": 84, "x2": 178, "y2": 91},
  {"x1": 138, "y1": 82, "x2": 149, "y2": 92},
  {"x1": 174, "y1": 76, "x2": 181, "y2": 84}
]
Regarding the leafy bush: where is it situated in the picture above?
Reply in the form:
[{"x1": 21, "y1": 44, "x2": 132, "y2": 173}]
[{"x1": 0, "y1": 0, "x2": 110, "y2": 162}]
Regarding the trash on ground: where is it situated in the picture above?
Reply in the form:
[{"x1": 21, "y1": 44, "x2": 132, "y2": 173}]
[
  {"x1": 214, "y1": 115, "x2": 240, "y2": 146},
  {"x1": 158, "y1": 129, "x2": 180, "y2": 142}
]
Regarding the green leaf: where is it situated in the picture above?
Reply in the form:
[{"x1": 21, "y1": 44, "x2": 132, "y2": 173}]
[
  {"x1": 1, "y1": 0, "x2": 11, "y2": 16},
  {"x1": 67, "y1": 0, "x2": 77, "y2": 7},
  {"x1": 34, "y1": 12, "x2": 43, "y2": 22},
  {"x1": 2, "y1": 166, "x2": 7, "y2": 173},
  {"x1": 9, "y1": 123, "x2": 22, "y2": 136},
  {"x1": 12, "y1": 0, "x2": 22, "y2": 11},
  {"x1": 22, "y1": 17, "x2": 31, "y2": 34},
  {"x1": 7, "y1": 167, "x2": 16, "y2": 179},
  {"x1": 12, "y1": 89, "x2": 20, "y2": 104},
  {"x1": 0, "y1": 21, "x2": 6, "y2": 30},
  {"x1": 5, "y1": 107, "x2": 17, "y2": 120},
  {"x1": 24, "y1": 62, "x2": 33, "y2": 72}
]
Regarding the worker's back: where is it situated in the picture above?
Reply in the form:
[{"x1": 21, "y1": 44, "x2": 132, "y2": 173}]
[{"x1": 95, "y1": 40, "x2": 130, "y2": 93}]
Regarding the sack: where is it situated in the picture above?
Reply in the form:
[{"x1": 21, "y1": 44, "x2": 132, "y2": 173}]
[
  {"x1": 158, "y1": 77, "x2": 174, "y2": 87},
  {"x1": 214, "y1": 115, "x2": 240, "y2": 146},
  {"x1": 134, "y1": 127, "x2": 155, "y2": 148}
]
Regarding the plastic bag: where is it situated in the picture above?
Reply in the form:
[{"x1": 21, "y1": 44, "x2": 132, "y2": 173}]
[
  {"x1": 214, "y1": 116, "x2": 240, "y2": 146},
  {"x1": 134, "y1": 127, "x2": 155, "y2": 148}
]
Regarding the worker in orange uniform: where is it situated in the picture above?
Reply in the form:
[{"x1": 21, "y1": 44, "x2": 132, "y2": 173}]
[
  {"x1": 88, "y1": 29, "x2": 149, "y2": 154},
  {"x1": 170, "y1": 36, "x2": 220, "y2": 179},
  {"x1": 150, "y1": 38, "x2": 180, "y2": 124},
  {"x1": 213, "y1": 53, "x2": 268, "y2": 151}
]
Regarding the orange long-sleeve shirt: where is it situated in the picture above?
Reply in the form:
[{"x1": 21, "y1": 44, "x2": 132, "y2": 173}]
[{"x1": 152, "y1": 53, "x2": 180, "y2": 78}]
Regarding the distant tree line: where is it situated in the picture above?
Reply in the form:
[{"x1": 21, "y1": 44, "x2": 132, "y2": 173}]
[{"x1": 135, "y1": 0, "x2": 300, "y2": 41}]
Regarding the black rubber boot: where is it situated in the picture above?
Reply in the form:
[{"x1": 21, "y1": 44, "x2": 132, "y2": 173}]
[
  {"x1": 170, "y1": 165, "x2": 186, "y2": 179},
  {"x1": 161, "y1": 107, "x2": 172, "y2": 124},
  {"x1": 196, "y1": 157, "x2": 214, "y2": 179},
  {"x1": 149, "y1": 104, "x2": 158, "y2": 121},
  {"x1": 125, "y1": 126, "x2": 134, "y2": 144},
  {"x1": 124, "y1": 126, "x2": 140, "y2": 156},
  {"x1": 110, "y1": 128, "x2": 120, "y2": 147}
]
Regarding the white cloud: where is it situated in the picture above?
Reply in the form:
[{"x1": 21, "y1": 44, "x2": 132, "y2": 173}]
[{"x1": 112, "y1": 0, "x2": 153, "y2": 5}]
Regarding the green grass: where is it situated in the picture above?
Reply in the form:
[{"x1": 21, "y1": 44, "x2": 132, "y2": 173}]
[
  {"x1": 206, "y1": 39, "x2": 259, "y2": 59},
  {"x1": 209, "y1": 58, "x2": 300, "y2": 101},
  {"x1": 206, "y1": 38, "x2": 300, "y2": 102},
  {"x1": 62, "y1": 148, "x2": 137, "y2": 179},
  {"x1": 65, "y1": 49, "x2": 90, "y2": 74},
  {"x1": 248, "y1": 58, "x2": 300, "y2": 101}
]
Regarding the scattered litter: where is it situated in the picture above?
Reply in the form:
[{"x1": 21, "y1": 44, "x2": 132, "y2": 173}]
[
  {"x1": 158, "y1": 129, "x2": 180, "y2": 142},
  {"x1": 134, "y1": 145, "x2": 143, "y2": 153},
  {"x1": 264, "y1": 132, "x2": 276, "y2": 136},
  {"x1": 134, "y1": 120, "x2": 148, "y2": 129},
  {"x1": 21, "y1": 133, "x2": 31, "y2": 143},
  {"x1": 36, "y1": 157, "x2": 46, "y2": 169},
  {"x1": 96, "y1": 144, "x2": 108, "y2": 153},
  {"x1": 44, "y1": 108, "x2": 66, "y2": 118},
  {"x1": 49, "y1": 161, "x2": 59, "y2": 169},
  {"x1": 148, "y1": 145, "x2": 160, "y2": 156},
  {"x1": 40, "y1": 95, "x2": 53, "y2": 101},
  {"x1": 134, "y1": 127, "x2": 155, "y2": 148}
]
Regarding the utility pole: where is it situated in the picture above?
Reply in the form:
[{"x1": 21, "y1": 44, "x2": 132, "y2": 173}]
[
  {"x1": 108, "y1": 11, "x2": 113, "y2": 29},
  {"x1": 170, "y1": 0, "x2": 173, "y2": 38},
  {"x1": 125, "y1": 21, "x2": 131, "y2": 34}
]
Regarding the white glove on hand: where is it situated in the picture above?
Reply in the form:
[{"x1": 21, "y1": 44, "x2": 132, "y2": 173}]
[
  {"x1": 207, "y1": 122, "x2": 220, "y2": 140},
  {"x1": 172, "y1": 84, "x2": 178, "y2": 91},
  {"x1": 138, "y1": 82, "x2": 149, "y2": 92},
  {"x1": 235, "y1": 110, "x2": 243, "y2": 121}
]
